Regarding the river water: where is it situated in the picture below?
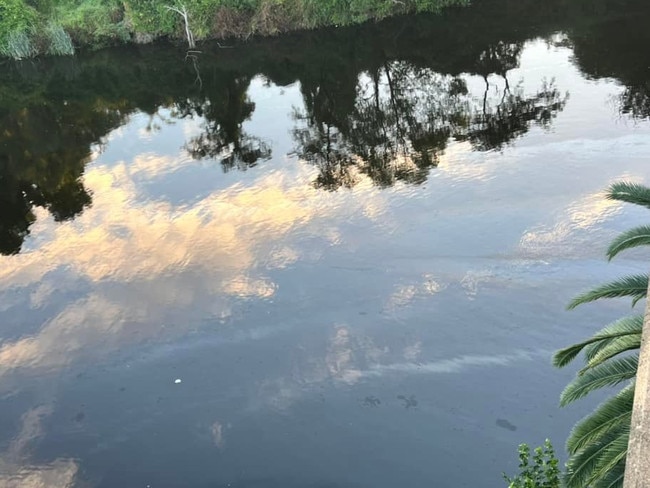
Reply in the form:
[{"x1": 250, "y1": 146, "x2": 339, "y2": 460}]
[{"x1": 1, "y1": 0, "x2": 650, "y2": 486}]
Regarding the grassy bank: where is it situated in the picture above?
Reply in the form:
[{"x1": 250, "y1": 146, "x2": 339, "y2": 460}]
[{"x1": 0, "y1": 0, "x2": 467, "y2": 59}]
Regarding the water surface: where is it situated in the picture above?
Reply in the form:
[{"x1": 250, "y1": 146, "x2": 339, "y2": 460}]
[{"x1": 1, "y1": 0, "x2": 650, "y2": 486}]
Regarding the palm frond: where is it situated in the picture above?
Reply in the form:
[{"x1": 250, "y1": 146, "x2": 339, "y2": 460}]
[
  {"x1": 593, "y1": 429, "x2": 629, "y2": 486},
  {"x1": 567, "y1": 274, "x2": 648, "y2": 310},
  {"x1": 583, "y1": 315, "x2": 644, "y2": 362},
  {"x1": 560, "y1": 355, "x2": 638, "y2": 406},
  {"x1": 557, "y1": 181, "x2": 650, "y2": 488},
  {"x1": 564, "y1": 423, "x2": 628, "y2": 488},
  {"x1": 607, "y1": 225, "x2": 650, "y2": 260},
  {"x1": 553, "y1": 315, "x2": 644, "y2": 368},
  {"x1": 595, "y1": 461, "x2": 626, "y2": 488},
  {"x1": 606, "y1": 182, "x2": 650, "y2": 210},
  {"x1": 584, "y1": 334, "x2": 642, "y2": 370},
  {"x1": 555, "y1": 341, "x2": 597, "y2": 368},
  {"x1": 567, "y1": 383, "x2": 634, "y2": 454}
]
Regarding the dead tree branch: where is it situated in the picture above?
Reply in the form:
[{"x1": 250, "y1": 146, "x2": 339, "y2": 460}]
[{"x1": 165, "y1": 5, "x2": 196, "y2": 49}]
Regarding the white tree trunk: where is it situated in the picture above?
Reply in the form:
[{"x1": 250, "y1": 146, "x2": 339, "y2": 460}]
[{"x1": 166, "y1": 5, "x2": 196, "y2": 49}]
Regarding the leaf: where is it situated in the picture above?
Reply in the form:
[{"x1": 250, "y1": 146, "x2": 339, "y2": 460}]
[
  {"x1": 606, "y1": 182, "x2": 650, "y2": 210},
  {"x1": 583, "y1": 315, "x2": 644, "y2": 364},
  {"x1": 607, "y1": 225, "x2": 650, "y2": 260},
  {"x1": 593, "y1": 432, "x2": 629, "y2": 488},
  {"x1": 564, "y1": 423, "x2": 629, "y2": 488},
  {"x1": 557, "y1": 181, "x2": 650, "y2": 488},
  {"x1": 597, "y1": 462, "x2": 626, "y2": 488},
  {"x1": 560, "y1": 355, "x2": 637, "y2": 406},
  {"x1": 566, "y1": 383, "x2": 634, "y2": 453},
  {"x1": 567, "y1": 274, "x2": 648, "y2": 310},
  {"x1": 554, "y1": 341, "x2": 593, "y2": 368},
  {"x1": 553, "y1": 315, "x2": 644, "y2": 368},
  {"x1": 584, "y1": 333, "x2": 642, "y2": 370}
]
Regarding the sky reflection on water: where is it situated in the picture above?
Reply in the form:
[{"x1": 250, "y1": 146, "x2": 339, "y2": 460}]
[{"x1": 1, "y1": 1, "x2": 650, "y2": 485}]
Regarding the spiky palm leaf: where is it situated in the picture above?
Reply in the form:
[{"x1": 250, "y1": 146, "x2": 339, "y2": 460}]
[
  {"x1": 564, "y1": 422, "x2": 629, "y2": 488},
  {"x1": 584, "y1": 333, "x2": 642, "y2": 371},
  {"x1": 596, "y1": 461, "x2": 626, "y2": 488},
  {"x1": 567, "y1": 274, "x2": 648, "y2": 310},
  {"x1": 560, "y1": 355, "x2": 638, "y2": 406},
  {"x1": 594, "y1": 429, "x2": 629, "y2": 486},
  {"x1": 567, "y1": 383, "x2": 634, "y2": 454},
  {"x1": 607, "y1": 225, "x2": 650, "y2": 260},
  {"x1": 558, "y1": 182, "x2": 650, "y2": 488},
  {"x1": 606, "y1": 181, "x2": 650, "y2": 210},
  {"x1": 553, "y1": 315, "x2": 643, "y2": 368}
]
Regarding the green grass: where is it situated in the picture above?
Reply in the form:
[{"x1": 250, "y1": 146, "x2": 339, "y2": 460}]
[
  {"x1": 52, "y1": 0, "x2": 130, "y2": 47},
  {"x1": 0, "y1": 30, "x2": 36, "y2": 60},
  {"x1": 0, "y1": 0, "x2": 39, "y2": 35},
  {"x1": 0, "y1": 0, "x2": 39, "y2": 58},
  {"x1": 45, "y1": 22, "x2": 75, "y2": 55},
  {"x1": 0, "y1": 0, "x2": 467, "y2": 59}
]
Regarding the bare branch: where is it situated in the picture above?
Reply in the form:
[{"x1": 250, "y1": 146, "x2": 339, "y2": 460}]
[{"x1": 165, "y1": 4, "x2": 196, "y2": 49}]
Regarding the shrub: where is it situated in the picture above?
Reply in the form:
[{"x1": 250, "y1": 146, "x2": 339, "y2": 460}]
[
  {"x1": 0, "y1": 0, "x2": 468, "y2": 57},
  {"x1": 0, "y1": 0, "x2": 39, "y2": 37},
  {"x1": 45, "y1": 22, "x2": 75, "y2": 55},
  {"x1": 0, "y1": 0, "x2": 40, "y2": 58},
  {"x1": 503, "y1": 440, "x2": 561, "y2": 488},
  {"x1": 0, "y1": 29, "x2": 37, "y2": 59},
  {"x1": 56, "y1": 0, "x2": 130, "y2": 48}
]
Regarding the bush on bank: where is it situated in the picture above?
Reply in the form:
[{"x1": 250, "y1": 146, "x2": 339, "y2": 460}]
[{"x1": 0, "y1": 0, "x2": 468, "y2": 59}]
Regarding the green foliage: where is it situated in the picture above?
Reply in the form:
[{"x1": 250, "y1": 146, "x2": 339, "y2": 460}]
[
  {"x1": 605, "y1": 182, "x2": 650, "y2": 260},
  {"x1": 45, "y1": 22, "x2": 75, "y2": 55},
  {"x1": 304, "y1": 0, "x2": 399, "y2": 26},
  {"x1": 0, "y1": 0, "x2": 39, "y2": 37},
  {"x1": 503, "y1": 440, "x2": 560, "y2": 488},
  {"x1": 555, "y1": 181, "x2": 650, "y2": 488},
  {"x1": 0, "y1": 29, "x2": 37, "y2": 59},
  {"x1": 607, "y1": 225, "x2": 650, "y2": 261},
  {"x1": 0, "y1": 0, "x2": 39, "y2": 59},
  {"x1": 555, "y1": 316, "x2": 640, "y2": 488},
  {"x1": 413, "y1": 0, "x2": 470, "y2": 13},
  {"x1": 559, "y1": 355, "x2": 637, "y2": 406},
  {"x1": 607, "y1": 181, "x2": 650, "y2": 210},
  {"x1": 301, "y1": 0, "x2": 469, "y2": 28},
  {"x1": 567, "y1": 274, "x2": 648, "y2": 310},
  {"x1": 0, "y1": 0, "x2": 467, "y2": 57},
  {"x1": 553, "y1": 315, "x2": 643, "y2": 368},
  {"x1": 564, "y1": 422, "x2": 628, "y2": 488},
  {"x1": 566, "y1": 384, "x2": 634, "y2": 454},
  {"x1": 55, "y1": 0, "x2": 130, "y2": 48},
  {"x1": 582, "y1": 318, "x2": 643, "y2": 370},
  {"x1": 123, "y1": 0, "x2": 176, "y2": 35}
]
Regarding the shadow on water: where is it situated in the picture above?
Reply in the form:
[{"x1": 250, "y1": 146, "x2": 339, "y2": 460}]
[{"x1": 0, "y1": 0, "x2": 649, "y2": 254}]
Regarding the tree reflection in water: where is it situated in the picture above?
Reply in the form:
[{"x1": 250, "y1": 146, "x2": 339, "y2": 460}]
[
  {"x1": 0, "y1": 0, "x2": 647, "y2": 254},
  {"x1": 294, "y1": 53, "x2": 567, "y2": 190},
  {"x1": 183, "y1": 75, "x2": 272, "y2": 172},
  {"x1": 0, "y1": 103, "x2": 123, "y2": 255}
]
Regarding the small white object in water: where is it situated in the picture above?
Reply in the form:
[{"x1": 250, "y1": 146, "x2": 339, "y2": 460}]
[{"x1": 174, "y1": 379, "x2": 182, "y2": 384}]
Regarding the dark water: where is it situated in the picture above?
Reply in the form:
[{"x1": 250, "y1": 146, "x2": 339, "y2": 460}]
[{"x1": 2, "y1": 0, "x2": 650, "y2": 486}]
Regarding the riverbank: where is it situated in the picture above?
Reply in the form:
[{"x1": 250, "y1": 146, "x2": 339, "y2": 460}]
[{"x1": 0, "y1": 0, "x2": 468, "y2": 60}]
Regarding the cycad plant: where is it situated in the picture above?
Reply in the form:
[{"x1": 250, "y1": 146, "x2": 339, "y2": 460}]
[{"x1": 554, "y1": 182, "x2": 650, "y2": 488}]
